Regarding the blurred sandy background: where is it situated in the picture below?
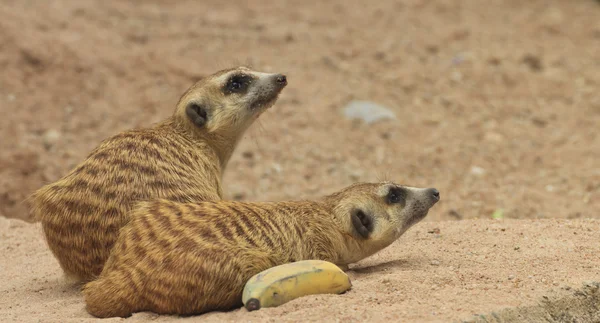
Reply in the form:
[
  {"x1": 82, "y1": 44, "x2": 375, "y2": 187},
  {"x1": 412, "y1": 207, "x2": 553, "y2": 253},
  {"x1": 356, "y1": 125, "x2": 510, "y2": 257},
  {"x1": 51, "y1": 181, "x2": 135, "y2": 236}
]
[{"x1": 0, "y1": 0, "x2": 599, "y2": 322}]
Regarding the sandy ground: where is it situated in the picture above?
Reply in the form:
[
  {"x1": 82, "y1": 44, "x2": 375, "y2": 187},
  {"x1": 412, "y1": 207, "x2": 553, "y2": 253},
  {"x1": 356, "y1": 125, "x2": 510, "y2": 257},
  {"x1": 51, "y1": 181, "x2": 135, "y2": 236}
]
[
  {"x1": 2, "y1": 216, "x2": 599, "y2": 322},
  {"x1": 0, "y1": 0, "x2": 599, "y2": 322}
]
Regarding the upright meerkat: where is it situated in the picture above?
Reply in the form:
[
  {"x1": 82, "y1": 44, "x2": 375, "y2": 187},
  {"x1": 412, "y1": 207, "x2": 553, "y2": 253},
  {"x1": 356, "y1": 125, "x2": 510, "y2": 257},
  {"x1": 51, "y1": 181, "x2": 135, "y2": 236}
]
[
  {"x1": 30, "y1": 66, "x2": 287, "y2": 282},
  {"x1": 82, "y1": 181, "x2": 440, "y2": 318}
]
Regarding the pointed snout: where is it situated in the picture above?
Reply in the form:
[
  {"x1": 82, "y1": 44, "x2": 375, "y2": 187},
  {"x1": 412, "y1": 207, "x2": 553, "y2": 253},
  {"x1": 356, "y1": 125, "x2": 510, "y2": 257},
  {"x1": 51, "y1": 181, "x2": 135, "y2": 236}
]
[
  {"x1": 275, "y1": 74, "x2": 287, "y2": 85},
  {"x1": 426, "y1": 188, "x2": 440, "y2": 203},
  {"x1": 270, "y1": 74, "x2": 287, "y2": 89}
]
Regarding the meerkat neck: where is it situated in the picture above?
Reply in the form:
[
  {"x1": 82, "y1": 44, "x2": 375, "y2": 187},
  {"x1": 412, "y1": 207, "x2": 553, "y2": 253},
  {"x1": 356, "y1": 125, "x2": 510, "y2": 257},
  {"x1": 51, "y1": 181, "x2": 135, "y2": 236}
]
[
  {"x1": 203, "y1": 132, "x2": 243, "y2": 171},
  {"x1": 157, "y1": 117, "x2": 237, "y2": 171},
  {"x1": 319, "y1": 196, "x2": 372, "y2": 265},
  {"x1": 287, "y1": 202, "x2": 349, "y2": 265}
]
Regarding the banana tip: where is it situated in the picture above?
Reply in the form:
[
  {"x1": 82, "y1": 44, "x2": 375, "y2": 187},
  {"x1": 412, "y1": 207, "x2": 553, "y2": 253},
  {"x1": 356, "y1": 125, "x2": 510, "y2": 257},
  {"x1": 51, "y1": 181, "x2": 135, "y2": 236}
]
[{"x1": 245, "y1": 298, "x2": 261, "y2": 312}]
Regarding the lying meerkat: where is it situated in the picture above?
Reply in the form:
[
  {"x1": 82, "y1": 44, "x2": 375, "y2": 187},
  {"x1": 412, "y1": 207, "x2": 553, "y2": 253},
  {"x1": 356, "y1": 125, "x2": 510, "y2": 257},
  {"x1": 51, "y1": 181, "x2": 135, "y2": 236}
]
[
  {"x1": 82, "y1": 181, "x2": 440, "y2": 317},
  {"x1": 29, "y1": 66, "x2": 287, "y2": 282}
]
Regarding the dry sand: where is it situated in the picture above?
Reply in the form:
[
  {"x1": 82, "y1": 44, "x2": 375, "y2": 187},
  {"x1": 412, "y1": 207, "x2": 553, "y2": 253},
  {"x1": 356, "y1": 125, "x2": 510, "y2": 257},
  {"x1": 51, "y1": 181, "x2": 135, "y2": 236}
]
[
  {"x1": 2, "y1": 217, "x2": 599, "y2": 322},
  {"x1": 1, "y1": 0, "x2": 599, "y2": 322}
]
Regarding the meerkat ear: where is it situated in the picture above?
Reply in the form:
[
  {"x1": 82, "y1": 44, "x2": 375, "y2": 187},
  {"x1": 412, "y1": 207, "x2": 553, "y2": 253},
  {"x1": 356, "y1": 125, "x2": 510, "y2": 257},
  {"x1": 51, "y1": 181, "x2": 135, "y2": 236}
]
[
  {"x1": 351, "y1": 209, "x2": 374, "y2": 239},
  {"x1": 186, "y1": 102, "x2": 208, "y2": 128}
]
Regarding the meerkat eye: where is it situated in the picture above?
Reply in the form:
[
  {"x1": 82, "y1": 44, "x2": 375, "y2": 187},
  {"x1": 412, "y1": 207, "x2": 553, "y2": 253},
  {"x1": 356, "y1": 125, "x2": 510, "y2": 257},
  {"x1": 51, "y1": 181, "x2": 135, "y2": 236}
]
[
  {"x1": 387, "y1": 187, "x2": 405, "y2": 205},
  {"x1": 224, "y1": 74, "x2": 252, "y2": 94}
]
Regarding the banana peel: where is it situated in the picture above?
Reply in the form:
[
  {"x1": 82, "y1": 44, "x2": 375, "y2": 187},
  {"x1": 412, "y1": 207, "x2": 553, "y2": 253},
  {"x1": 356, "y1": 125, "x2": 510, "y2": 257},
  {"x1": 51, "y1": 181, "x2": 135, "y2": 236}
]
[{"x1": 242, "y1": 260, "x2": 352, "y2": 311}]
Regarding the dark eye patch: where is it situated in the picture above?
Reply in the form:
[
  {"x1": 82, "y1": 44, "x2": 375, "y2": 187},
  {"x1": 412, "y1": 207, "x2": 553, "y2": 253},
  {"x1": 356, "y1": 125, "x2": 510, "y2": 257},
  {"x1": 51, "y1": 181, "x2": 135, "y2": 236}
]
[
  {"x1": 387, "y1": 186, "x2": 406, "y2": 205},
  {"x1": 351, "y1": 209, "x2": 373, "y2": 239},
  {"x1": 223, "y1": 74, "x2": 253, "y2": 95}
]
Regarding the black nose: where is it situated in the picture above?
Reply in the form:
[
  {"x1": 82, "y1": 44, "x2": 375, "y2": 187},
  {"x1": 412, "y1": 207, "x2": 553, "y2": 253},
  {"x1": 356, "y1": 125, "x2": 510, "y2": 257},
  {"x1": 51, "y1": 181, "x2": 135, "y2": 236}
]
[
  {"x1": 429, "y1": 188, "x2": 440, "y2": 202},
  {"x1": 275, "y1": 74, "x2": 287, "y2": 85}
]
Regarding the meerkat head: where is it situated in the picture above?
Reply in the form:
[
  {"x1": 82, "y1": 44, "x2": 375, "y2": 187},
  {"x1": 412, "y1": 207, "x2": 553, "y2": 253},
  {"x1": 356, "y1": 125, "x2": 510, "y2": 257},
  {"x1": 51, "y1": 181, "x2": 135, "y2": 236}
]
[
  {"x1": 327, "y1": 182, "x2": 440, "y2": 264},
  {"x1": 173, "y1": 66, "x2": 287, "y2": 137}
]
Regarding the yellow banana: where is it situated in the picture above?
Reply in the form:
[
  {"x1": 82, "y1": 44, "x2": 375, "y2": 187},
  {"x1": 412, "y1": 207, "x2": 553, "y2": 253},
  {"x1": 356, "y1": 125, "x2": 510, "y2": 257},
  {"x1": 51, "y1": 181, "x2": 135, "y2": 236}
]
[{"x1": 242, "y1": 260, "x2": 352, "y2": 311}]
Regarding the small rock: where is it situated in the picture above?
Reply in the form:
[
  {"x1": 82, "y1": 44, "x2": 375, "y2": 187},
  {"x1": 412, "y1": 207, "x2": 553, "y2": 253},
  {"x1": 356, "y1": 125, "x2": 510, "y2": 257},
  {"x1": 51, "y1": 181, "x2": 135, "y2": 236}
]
[
  {"x1": 583, "y1": 193, "x2": 591, "y2": 204},
  {"x1": 583, "y1": 281, "x2": 599, "y2": 289},
  {"x1": 488, "y1": 57, "x2": 502, "y2": 66},
  {"x1": 428, "y1": 228, "x2": 441, "y2": 234},
  {"x1": 430, "y1": 260, "x2": 440, "y2": 266},
  {"x1": 348, "y1": 169, "x2": 364, "y2": 181},
  {"x1": 448, "y1": 209, "x2": 463, "y2": 219},
  {"x1": 470, "y1": 166, "x2": 486, "y2": 176},
  {"x1": 531, "y1": 117, "x2": 547, "y2": 127},
  {"x1": 342, "y1": 100, "x2": 396, "y2": 124},
  {"x1": 7, "y1": 94, "x2": 15, "y2": 101},
  {"x1": 373, "y1": 51, "x2": 386, "y2": 60},
  {"x1": 380, "y1": 132, "x2": 390, "y2": 140},
  {"x1": 514, "y1": 246, "x2": 520, "y2": 251},
  {"x1": 450, "y1": 71, "x2": 463, "y2": 82},
  {"x1": 452, "y1": 54, "x2": 465, "y2": 65},
  {"x1": 425, "y1": 45, "x2": 439, "y2": 54},
  {"x1": 232, "y1": 192, "x2": 246, "y2": 201},
  {"x1": 272, "y1": 163, "x2": 282, "y2": 173},
  {"x1": 508, "y1": 275, "x2": 515, "y2": 280},
  {"x1": 42, "y1": 129, "x2": 61, "y2": 149},
  {"x1": 545, "y1": 185, "x2": 555, "y2": 192},
  {"x1": 423, "y1": 116, "x2": 441, "y2": 126},
  {"x1": 484, "y1": 132, "x2": 504, "y2": 143},
  {"x1": 522, "y1": 54, "x2": 543, "y2": 72}
]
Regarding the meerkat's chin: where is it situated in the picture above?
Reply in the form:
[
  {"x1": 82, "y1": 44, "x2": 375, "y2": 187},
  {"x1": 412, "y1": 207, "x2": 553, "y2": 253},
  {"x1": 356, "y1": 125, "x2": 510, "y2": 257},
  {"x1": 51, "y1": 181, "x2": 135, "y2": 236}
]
[
  {"x1": 249, "y1": 93, "x2": 280, "y2": 112},
  {"x1": 405, "y1": 210, "x2": 430, "y2": 228}
]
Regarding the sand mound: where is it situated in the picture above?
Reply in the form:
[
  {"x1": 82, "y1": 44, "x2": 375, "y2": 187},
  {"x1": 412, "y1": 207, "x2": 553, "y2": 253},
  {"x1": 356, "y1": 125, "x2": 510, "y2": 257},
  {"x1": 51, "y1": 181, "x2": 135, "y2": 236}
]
[{"x1": 2, "y1": 217, "x2": 598, "y2": 322}]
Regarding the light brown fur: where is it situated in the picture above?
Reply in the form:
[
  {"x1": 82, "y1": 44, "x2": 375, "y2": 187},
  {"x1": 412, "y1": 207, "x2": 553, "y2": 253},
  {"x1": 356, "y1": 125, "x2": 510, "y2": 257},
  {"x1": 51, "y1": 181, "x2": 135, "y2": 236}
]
[
  {"x1": 29, "y1": 66, "x2": 287, "y2": 282},
  {"x1": 82, "y1": 182, "x2": 440, "y2": 318}
]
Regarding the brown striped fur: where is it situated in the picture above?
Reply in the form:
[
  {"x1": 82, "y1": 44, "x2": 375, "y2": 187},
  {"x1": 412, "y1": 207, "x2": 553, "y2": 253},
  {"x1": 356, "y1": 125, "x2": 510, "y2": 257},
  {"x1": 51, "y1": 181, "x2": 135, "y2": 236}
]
[
  {"x1": 82, "y1": 182, "x2": 440, "y2": 317},
  {"x1": 29, "y1": 66, "x2": 287, "y2": 282}
]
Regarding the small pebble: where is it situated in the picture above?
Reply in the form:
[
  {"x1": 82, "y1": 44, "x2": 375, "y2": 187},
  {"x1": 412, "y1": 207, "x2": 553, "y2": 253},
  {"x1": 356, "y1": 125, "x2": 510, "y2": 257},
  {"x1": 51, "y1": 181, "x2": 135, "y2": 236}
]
[
  {"x1": 42, "y1": 129, "x2": 61, "y2": 149},
  {"x1": 430, "y1": 260, "x2": 440, "y2": 266},
  {"x1": 470, "y1": 166, "x2": 486, "y2": 176},
  {"x1": 342, "y1": 100, "x2": 396, "y2": 124},
  {"x1": 484, "y1": 132, "x2": 504, "y2": 143},
  {"x1": 452, "y1": 54, "x2": 465, "y2": 65},
  {"x1": 522, "y1": 54, "x2": 543, "y2": 72},
  {"x1": 448, "y1": 209, "x2": 463, "y2": 219},
  {"x1": 232, "y1": 192, "x2": 246, "y2": 201}
]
